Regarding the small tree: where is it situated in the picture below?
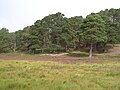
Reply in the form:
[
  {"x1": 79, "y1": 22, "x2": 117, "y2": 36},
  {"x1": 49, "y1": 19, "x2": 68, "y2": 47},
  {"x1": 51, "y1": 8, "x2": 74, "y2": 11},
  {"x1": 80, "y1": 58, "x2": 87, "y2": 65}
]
[{"x1": 82, "y1": 13, "x2": 107, "y2": 58}]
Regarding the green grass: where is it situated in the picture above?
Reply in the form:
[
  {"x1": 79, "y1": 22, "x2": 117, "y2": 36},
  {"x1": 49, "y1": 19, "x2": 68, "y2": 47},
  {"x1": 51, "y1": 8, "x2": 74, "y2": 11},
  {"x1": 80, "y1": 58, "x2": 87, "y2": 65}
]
[
  {"x1": 0, "y1": 60, "x2": 120, "y2": 90},
  {"x1": 96, "y1": 54, "x2": 120, "y2": 58},
  {"x1": 67, "y1": 51, "x2": 89, "y2": 57},
  {"x1": 106, "y1": 54, "x2": 120, "y2": 58}
]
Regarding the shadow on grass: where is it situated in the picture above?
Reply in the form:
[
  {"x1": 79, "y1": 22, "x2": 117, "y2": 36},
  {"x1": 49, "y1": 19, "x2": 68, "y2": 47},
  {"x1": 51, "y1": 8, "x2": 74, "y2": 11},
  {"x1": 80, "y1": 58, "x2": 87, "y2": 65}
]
[{"x1": 67, "y1": 51, "x2": 89, "y2": 57}]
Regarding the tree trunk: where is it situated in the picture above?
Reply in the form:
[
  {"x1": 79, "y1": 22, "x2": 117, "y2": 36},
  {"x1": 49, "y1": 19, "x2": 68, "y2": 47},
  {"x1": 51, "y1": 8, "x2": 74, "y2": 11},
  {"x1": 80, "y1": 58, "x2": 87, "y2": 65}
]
[
  {"x1": 89, "y1": 43, "x2": 93, "y2": 58},
  {"x1": 65, "y1": 45, "x2": 68, "y2": 52},
  {"x1": 78, "y1": 38, "x2": 81, "y2": 50},
  {"x1": 13, "y1": 43, "x2": 16, "y2": 52}
]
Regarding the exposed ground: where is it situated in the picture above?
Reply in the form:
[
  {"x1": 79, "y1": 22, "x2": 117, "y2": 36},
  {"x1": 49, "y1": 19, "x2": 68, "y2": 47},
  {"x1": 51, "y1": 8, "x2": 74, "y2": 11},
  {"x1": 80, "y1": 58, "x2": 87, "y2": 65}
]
[
  {"x1": 0, "y1": 51, "x2": 120, "y2": 64},
  {"x1": 0, "y1": 44, "x2": 120, "y2": 63},
  {"x1": 104, "y1": 44, "x2": 120, "y2": 55}
]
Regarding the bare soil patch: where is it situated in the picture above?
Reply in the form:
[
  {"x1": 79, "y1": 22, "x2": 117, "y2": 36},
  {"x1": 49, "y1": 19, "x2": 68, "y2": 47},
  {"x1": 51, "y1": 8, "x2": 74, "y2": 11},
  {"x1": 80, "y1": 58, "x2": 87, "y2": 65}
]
[
  {"x1": 104, "y1": 44, "x2": 120, "y2": 55},
  {"x1": 0, "y1": 52, "x2": 120, "y2": 63}
]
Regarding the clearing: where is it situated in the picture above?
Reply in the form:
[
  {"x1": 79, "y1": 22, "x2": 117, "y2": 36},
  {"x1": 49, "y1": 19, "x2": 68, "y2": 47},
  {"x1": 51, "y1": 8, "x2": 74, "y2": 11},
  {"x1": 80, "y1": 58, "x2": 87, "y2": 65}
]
[{"x1": 0, "y1": 47, "x2": 120, "y2": 90}]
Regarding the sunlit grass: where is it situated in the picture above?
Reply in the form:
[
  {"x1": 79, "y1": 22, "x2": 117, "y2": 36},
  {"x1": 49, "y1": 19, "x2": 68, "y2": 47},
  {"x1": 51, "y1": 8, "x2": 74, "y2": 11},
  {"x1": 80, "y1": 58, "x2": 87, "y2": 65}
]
[
  {"x1": 96, "y1": 54, "x2": 120, "y2": 58},
  {"x1": 0, "y1": 60, "x2": 120, "y2": 90}
]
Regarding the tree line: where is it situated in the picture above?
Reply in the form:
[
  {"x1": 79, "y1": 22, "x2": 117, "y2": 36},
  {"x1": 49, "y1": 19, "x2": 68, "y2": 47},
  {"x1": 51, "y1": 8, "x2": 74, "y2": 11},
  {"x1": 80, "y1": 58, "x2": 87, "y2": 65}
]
[{"x1": 0, "y1": 8, "x2": 120, "y2": 57}]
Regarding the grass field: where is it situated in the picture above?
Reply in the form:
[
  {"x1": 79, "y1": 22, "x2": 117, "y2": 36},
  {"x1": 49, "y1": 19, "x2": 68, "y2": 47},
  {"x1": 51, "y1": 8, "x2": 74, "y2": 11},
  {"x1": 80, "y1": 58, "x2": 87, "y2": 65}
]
[{"x1": 0, "y1": 59, "x2": 120, "y2": 90}]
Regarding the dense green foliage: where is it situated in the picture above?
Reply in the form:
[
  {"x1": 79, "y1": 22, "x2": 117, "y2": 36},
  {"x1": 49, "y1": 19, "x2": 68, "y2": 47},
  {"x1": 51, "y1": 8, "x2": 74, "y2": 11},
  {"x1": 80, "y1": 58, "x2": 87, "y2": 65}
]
[
  {"x1": 81, "y1": 13, "x2": 107, "y2": 57},
  {"x1": 0, "y1": 8, "x2": 120, "y2": 55},
  {"x1": 0, "y1": 28, "x2": 15, "y2": 53}
]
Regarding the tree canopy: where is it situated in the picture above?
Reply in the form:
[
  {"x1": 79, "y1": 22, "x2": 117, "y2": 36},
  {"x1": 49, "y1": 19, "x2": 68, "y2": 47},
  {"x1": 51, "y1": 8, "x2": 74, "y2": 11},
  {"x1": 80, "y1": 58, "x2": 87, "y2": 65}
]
[{"x1": 0, "y1": 8, "x2": 120, "y2": 57}]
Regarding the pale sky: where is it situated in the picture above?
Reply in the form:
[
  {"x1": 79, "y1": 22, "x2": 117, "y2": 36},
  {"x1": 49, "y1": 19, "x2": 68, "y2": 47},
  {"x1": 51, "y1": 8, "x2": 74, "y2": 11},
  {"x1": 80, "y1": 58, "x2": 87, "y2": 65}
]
[{"x1": 0, "y1": 0, "x2": 120, "y2": 32}]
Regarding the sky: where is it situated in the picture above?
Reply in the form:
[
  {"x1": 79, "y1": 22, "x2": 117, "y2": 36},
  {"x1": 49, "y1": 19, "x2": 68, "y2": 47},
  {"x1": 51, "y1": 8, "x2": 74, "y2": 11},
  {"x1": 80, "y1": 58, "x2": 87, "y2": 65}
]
[{"x1": 0, "y1": 0, "x2": 120, "y2": 32}]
